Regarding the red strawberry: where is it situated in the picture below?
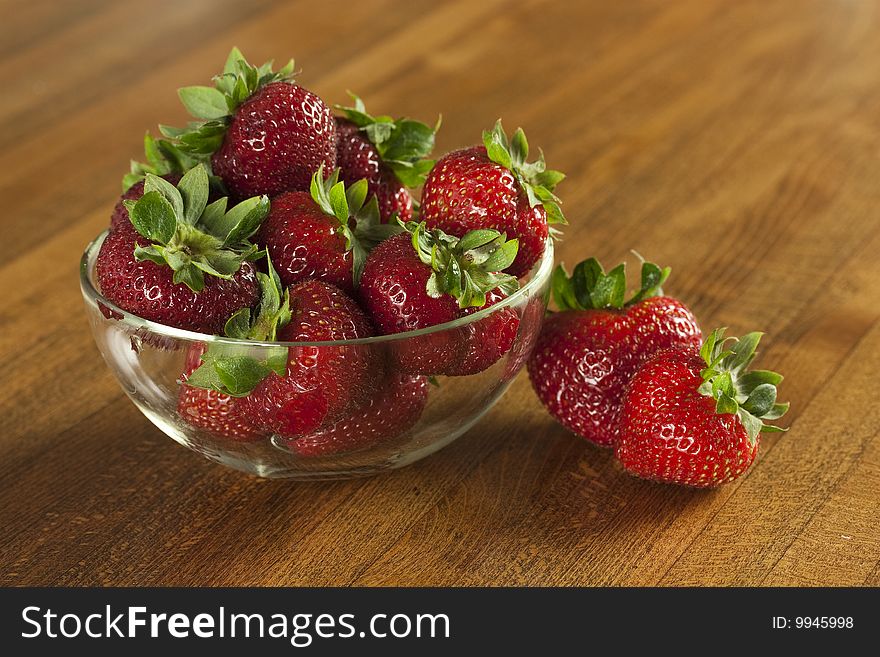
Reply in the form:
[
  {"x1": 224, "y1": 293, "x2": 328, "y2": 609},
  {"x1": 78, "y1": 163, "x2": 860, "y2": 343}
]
[
  {"x1": 445, "y1": 289, "x2": 521, "y2": 376},
  {"x1": 616, "y1": 329, "x2": 789, "y2": 487},
  {"x1": 334, "y1": 94, "x2": 439, "y2": 222},
  {"x1": 177, "y1": 255, "x2": 291, "y2": 439},
  {"x1": 177, "y1": 344, "x2": 264, "y2": 442},
  {"x1": 284, "y1": 372, "x2": 430, "y2": 457},
  {"x1": 421, "y1": 120, "x2": 565, "y2": 276},
  {"x1": 97, "y1": 166, "x2": 268, "y2": 333},
  {"x1": 528, "y1": 257, "x2": 701, "y2": 447},
  {"x1": 163, "y1": 48, "x2": 335, "y2": 200},
  {"x1": 240, "y1": 280, "x2": 377, "y2": 438},
  {"x1": 359, "y1": 223, "x2": 520, "y2": 375},
  {"x1": 256, "y1": 167, "x2": 400, "y2": 294},
  {"x1": 335, "y1": 120, "x2": 412, "y2": 222}
]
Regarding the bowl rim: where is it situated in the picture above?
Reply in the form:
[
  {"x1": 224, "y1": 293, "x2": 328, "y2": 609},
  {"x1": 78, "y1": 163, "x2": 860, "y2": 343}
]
[{"x1": 80, "y1": 230, "x2": 553, "y2": 348}]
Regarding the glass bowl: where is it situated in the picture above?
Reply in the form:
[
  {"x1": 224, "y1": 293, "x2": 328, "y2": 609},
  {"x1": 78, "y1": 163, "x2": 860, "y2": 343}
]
[{"x1": 80, "y1": 232, "x2": 553, "y2": 479}]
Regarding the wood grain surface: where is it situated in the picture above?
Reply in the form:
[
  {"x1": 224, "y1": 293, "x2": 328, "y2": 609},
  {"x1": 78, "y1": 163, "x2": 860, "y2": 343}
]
[{"x1": 1, "y1": 0, "x2": 878, "y2": 586}]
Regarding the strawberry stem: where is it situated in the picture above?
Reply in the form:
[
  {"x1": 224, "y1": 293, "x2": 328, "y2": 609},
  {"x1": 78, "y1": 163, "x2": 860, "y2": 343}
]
[
  {"x1": 335, "y1": 92, "x2": 441, "y2": 188},
  {"x1": 308, "y1": 165, "x2": 403, "y2": 286},
  {"x1": 159, "y1": 47, "x2": 296, "y2": 162},
  {"x1": 551, "y1": 256, "x2": 671, "y2": 311},
  {"x1": 403, "y1": 221, "x2": 519, "y2": 308},
  {"x1": 481, "y1": 119, "x2": 566, "y2": 225},
  {"x1": 697, "y1": 328, "x2": 790, "y2": 443},
  {"x1": 183, "y1": 255, "x2": 292, "y2": 397},
  {"x1": 123, "y1": 165, "x2": 269, "y2": 292}
]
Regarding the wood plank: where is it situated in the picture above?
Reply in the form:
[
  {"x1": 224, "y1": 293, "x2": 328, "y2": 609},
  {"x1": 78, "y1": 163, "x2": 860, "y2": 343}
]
[{"x1": 0, "y1": 0, "x2": 877, "y2": 586}]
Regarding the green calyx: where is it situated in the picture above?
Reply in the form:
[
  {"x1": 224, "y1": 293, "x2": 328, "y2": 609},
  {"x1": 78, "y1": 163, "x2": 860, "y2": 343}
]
[
  {"x1": 482, "y1": 119, "x2": 566, "y2": 226},
  {"x1": 124, "y1": 164, "x2": 269, "y2": 292},
  {"x1": 310, "y1": 165, "x2": 403, "y2": 286},
  {"x1": 404, "y1": 221, "x2": 520, "y2": 309},
  {"x1": 335, "y1": 93, "x2": 440, "y2": 188},
  {"x1": 552, "y1": 256, "x2": 670, "y2": 311},
  {"x1": 160, "y1": 47, "x2": 296, "y2": 157},
  {"x1": 697, "y1": 328, "x2": 790, "y2": 444},
  {"x1": 221, "y1": 253, "x2": 291, "y2": 342},
  {"x1": 122, "y1": 132, "x2": 204, "y2": 192},
  {"x1": 183, "y1": 255, "x2": 291, "y2": 397}
]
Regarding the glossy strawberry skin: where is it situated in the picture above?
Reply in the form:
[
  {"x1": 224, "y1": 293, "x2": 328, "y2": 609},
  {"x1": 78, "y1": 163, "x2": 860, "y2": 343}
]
[
  {"x1": 256, "y1": 191, "x2": 353, "y2": 293},
  {"x1": 444, "y1": 290, "x2": 519, "y2": 376},
  {"x1": 177, "y1": 344, "x2": 264, "y2": 442},
  {"x1": 241, "y1": 280, "x2": 376, "y2": 438},
  {"x1": 335, "y1": 118, "x2": 412, "y2": 223},
  {"x1": 421, "y1": 146, "x2": 547, "y2": 277},
  {"x1": 212, "y1": 82, "x2": 336, "y2": 200},
  {"x1": 95, "y1": 223, "x2": 259, "y2": 334},
  {"x1": 527, "y1": 296, "x2": 701, "y2": 447},
  {"x1": 359, "y1": 233, "x2": 517, "y2": 376},
  {"x1": 284, "y1": 372, "x2": 429, "y2": 457},
  {"x1": 359, "y1": 233, "x2": 464, "y2": 374},
  {"x1": 616, "y1": 348, "x2": 758, "y2": 487}
]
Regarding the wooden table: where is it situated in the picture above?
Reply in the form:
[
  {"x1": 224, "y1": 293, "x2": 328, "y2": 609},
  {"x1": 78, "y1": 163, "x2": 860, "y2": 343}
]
[{"x1": 1, "y1": 0, "x2": 878, "y2": 587}]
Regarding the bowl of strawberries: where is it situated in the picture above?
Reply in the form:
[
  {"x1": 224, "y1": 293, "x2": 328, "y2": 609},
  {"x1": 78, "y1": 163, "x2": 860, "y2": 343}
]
[{"x1": 79, "y1": 48, "x2": 562, "y2": 479}]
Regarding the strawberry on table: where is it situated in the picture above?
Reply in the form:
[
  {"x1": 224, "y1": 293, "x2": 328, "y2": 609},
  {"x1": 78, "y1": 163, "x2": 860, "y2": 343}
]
[
  {"x1": 359, "y1": 222, "x2": 521, "y2": 376},
  {"x1": 616, "y1": 328, "x2": 790, "y2": 487},
  {"x1": 256, "y1": 166, "x2": 401, "y2": 294},
  {"x1": 421, "y1": 120, "x2": 565, "y2": 276},
  {"x1": 528, "y1": 257, "x2": 701, "y2": 447},
  {"x1": 96, "y1": 165, "x2": 269, "y2": 333},
  {"x1": 162, "y1": 47, "x2": 336, "y2": 199},
  {"x1": 334, "y1": 93, "x2": 439, "y2": 222},
  {"x1": 284, "y1": 372, "x2": 430, "y2": 457}
]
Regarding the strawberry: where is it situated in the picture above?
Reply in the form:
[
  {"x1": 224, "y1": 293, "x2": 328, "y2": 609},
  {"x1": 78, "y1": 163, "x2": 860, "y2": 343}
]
[
  {"x1": 96, "y1": 166, "x2": 269, "y2": 333},
  {"x1": 177, "y1": 345, "x2": 265, "y2": 442},
  {"x1": 528, "y1": 257, "x2": 701, "y2": 447},
  {"x1": 256, "y1": 166, "x2": 400, "y2": 294},
  {"x1": 616, "y1": 328, "x2": 789, "y2": 487},
  {"x1": 446, "y1": 289, "x2": 521, "y2": 377},
  {"x1": 334, "y1": 93, "x2": 439, "y2": 222},
  {"x1": 359, "y1": 222, "x2": 520, "y2": 375},
  {"x1": 421, "y1": 120, "x2": 565, "y2": 276},
  {"x1": 284, "y1": 372, "x2": 430, "y2": 457},
  {"x1": 178, "y1": 255, "x2": 292, "y2": 440},
  {"x1": 162, "y1": 47, "x2": 335, "y2": 199},
  {"x1": 239, "y1": 280, "x2": 377, "y2": 438}
]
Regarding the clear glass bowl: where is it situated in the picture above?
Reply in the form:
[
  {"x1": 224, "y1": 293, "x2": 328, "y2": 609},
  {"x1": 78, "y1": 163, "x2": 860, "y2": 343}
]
[{"x1": 80, "y1": 232, "x2": 553, "y2": 479}]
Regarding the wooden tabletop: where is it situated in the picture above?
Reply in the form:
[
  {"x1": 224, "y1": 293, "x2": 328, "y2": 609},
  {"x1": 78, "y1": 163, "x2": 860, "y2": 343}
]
[{"x1": 1, "y1": 0, "x2": 878, "y2": 587}]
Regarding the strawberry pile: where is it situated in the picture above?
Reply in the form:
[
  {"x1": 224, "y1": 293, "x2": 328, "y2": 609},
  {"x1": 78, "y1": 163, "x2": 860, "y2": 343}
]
[
  {"x1": 528, "y1": 257, "x2": 790, "y2": 487},
  {"x1": 96, "y1": 47, "x2": 788, "y2": 482},
  {"x1": 97, "y1": 48, "x2": 566, "y2": 456}
]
